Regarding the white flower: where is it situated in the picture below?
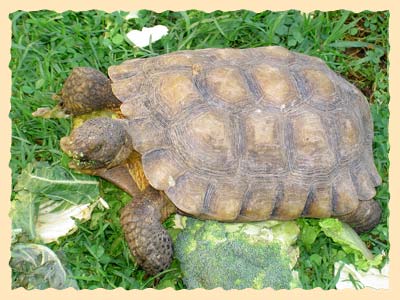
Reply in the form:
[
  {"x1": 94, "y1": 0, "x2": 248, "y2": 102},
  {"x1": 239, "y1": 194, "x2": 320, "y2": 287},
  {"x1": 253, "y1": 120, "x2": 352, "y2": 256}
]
[
  {"x1": 126, "y1": 25, "x2": 169, "y2": 48},
  {"x1": 125, "y1": 10, "x2": 140, "y2": 20}
]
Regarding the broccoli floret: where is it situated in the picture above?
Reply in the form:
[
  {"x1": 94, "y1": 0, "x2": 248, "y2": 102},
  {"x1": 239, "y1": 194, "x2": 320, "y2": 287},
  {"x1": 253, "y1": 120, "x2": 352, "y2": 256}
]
[{"x1": 174, "y1": 217, "x2": 301, "y2": 290}]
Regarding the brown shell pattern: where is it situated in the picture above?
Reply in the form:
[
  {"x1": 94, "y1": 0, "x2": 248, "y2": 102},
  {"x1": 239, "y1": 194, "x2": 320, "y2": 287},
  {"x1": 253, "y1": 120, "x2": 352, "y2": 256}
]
[{"x1": 108, "y1": 46, "x2": 381, "y2": 221}]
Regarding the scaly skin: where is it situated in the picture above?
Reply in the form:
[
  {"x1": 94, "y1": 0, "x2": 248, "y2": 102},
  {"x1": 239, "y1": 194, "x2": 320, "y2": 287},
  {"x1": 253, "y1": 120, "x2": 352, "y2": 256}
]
[
  {"x1": 120, "y1": 188, "x2": 177, "y2": 275},
  {"x1": 58, "y1": 67, "x2": 120, "y2": 115},
  {"x1": 338, "y1": 200, "x2": 382, "y2": 233}
]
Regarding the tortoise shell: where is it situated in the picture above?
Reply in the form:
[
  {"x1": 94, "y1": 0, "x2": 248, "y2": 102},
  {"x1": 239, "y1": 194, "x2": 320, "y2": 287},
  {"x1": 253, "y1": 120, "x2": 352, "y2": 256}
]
[{"x1": 107, "y1": 46, "x2": 381, "y2": 222}]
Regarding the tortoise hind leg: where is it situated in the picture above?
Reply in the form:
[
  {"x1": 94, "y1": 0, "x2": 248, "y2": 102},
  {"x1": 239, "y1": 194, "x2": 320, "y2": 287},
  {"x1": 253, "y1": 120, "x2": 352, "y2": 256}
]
[
  {"x1": 58, "y1": 67, "x2": 120, "y2": 115},
  {"x1": 121, "y1": 187, "x2": 177, "y2": 275},
  {"x1": 337, "y1": 200, "x2": 381, "y2": 233}
]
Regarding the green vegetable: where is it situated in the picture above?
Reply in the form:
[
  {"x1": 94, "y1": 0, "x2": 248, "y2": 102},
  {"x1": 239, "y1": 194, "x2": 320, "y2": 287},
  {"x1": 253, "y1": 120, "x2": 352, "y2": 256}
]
[
  {"x1": 10, "y1": 243, "x2": 79, "y2": 289},
  {"x1": 319, "y1": 218, "x2": 383, "y2": 271},
  {"x1": 10, "y1": 161, "x2": 102, "y2": 243},
  {"x1": 174, "y1": 217, "x2": 301, "y2": 290}
]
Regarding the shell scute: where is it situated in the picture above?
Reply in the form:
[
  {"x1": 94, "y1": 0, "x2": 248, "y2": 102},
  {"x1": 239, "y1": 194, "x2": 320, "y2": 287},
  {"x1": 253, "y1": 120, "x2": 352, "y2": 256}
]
[
  {"x1": 206, "y1": 66, "x2": 250, "y2": 105},
  {"x1": 237, "y1": 181, "x2": 277, "y2": 221},
  {"x1": 155, "y1": 72, "x2": 201, "y2": 118},
  {"x1": 242, "y1": 110, "x2": 287, "y2": 174},
  {"x1": 251, "y1": 64, "x2": 299, "y2": 108},
  {"x1": 171, "y1": 109, "x2": 238, "y2": 173},
  {"x1": 290, "y1": 111, "x2": 337, "y2": 174}
]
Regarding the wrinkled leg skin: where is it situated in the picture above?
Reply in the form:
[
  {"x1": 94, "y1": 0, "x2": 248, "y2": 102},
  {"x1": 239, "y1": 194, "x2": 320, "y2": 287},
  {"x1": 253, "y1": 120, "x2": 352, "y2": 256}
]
[
  {"x1": 59, "y1": 67, "x2": 120, "y2": 115},
  {"x1": 338, "y1": 200, "x2": 382, "y2": 233},
  {"x1": 120, "y1": 187, "x2": 177, "y2": 275}
]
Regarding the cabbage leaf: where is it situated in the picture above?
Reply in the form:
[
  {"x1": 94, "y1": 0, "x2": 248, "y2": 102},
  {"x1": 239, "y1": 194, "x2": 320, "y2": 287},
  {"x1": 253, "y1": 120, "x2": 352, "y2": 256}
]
[{"x1": 10, "y1": 161, "x2": 101, "y2": 243}]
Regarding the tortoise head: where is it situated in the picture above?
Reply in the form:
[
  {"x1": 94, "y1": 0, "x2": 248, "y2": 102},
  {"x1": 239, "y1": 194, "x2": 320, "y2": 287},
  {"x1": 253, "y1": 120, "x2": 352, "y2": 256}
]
[{"x1": 60, "y1": 117, "x2": 133, "y2": 170}]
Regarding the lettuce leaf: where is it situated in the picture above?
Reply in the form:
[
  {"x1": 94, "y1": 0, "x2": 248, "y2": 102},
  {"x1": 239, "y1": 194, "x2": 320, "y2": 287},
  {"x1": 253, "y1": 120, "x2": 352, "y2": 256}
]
[{"x1": 319, "y1": 218, "x2": 383, "y2": 271}]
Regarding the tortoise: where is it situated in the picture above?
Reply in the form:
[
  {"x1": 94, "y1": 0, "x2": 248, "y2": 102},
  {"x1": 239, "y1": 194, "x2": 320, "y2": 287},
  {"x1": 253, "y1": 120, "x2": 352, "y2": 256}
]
[{"x1": 57, "y1": 46, "x2": 382, "y2": 275}]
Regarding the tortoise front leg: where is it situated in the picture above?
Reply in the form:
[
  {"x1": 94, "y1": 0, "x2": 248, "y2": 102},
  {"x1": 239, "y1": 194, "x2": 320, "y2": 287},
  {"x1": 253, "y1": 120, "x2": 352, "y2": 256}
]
[
  {"x1": 121, "y1": 187, "x2": 177, "y2": 275},
  {"x1": 58, "y1": 67, "x2": 121, "y2": 115}
]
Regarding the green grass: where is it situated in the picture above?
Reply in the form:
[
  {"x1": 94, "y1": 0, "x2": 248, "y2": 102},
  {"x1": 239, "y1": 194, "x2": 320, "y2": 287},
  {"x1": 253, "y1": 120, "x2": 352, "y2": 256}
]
[{"x1": 9, "y1": 10, "x2": 389, "y2": 290}]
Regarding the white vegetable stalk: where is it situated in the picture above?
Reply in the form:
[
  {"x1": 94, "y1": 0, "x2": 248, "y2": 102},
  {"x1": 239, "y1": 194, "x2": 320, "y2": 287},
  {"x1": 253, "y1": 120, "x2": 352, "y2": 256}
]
[
  {"x1": 36, "y1": 198, "x2": 109, "y2": 243},
  {"x1": 335, "y1": 262, "x2": 389, "y2": 289}
]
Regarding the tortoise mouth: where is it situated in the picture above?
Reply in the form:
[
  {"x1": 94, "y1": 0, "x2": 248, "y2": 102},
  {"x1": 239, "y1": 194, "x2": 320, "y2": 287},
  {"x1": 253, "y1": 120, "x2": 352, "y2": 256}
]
[
  {"x1": 60, "y1": 136, "x2": 103, "y2": 170},
  {"x1": 60, "y1": 136, "x2": 73, "y2": 155},
  {"x1": 60, "y1": 136, "x2": 84, "y2": 160},
  {"x1": 68, "y1": 158, "x2": 100, "y2": 170}
]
